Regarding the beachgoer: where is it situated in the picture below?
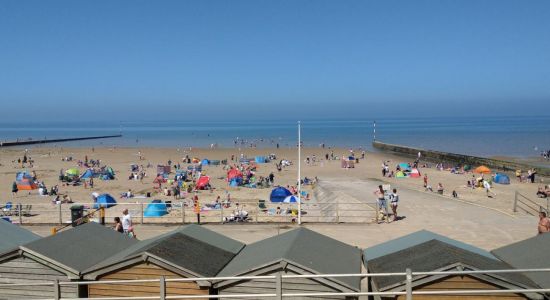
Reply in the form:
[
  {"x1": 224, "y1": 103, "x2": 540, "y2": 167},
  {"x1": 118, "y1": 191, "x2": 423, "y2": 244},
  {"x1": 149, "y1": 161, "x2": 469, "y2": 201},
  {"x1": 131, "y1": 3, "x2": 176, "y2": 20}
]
[
  {"x1": 538, "y1": 212, "x2": 550, "y2": 234},
  {"x1": 483, "y1": 180, "x2": 496, "y2": 198},
  {"x1": 373, "y1": 185, "x2": 388, "y2": 221},
  {"x1": 423, "y1": 174, "x2": 428, "y2": 188},
  {"x1": 12, "y1": 181, "x2": 18, "y2": 196},
  {"x1": 452, "y1": 190, "x2": 458, "y2": 198},
  {"x1": 113, "y1": 217, "x2": 124, "y2": 233},
  {"x1": 122, "y1": 209, "x2": 135, "y2": 238},
  {"x1": 389, "y1": 188, "x2": 399, "y2": 221},
  {"x1": 437, "y1": 183, "x2": 444, "y2": 195}
]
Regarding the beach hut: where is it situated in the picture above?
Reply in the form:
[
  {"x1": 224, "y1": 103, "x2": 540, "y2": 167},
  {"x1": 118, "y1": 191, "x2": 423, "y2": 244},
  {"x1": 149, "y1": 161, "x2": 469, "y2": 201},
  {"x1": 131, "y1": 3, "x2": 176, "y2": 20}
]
[
  {"x1": 0, "y1": 219, "x2": 40, "y2": 255},
  {"x1": 214, "y1": 228, "x2": 361, "y2": 299},
  {"x1": 363, "y1": 230, "x2": 542, "y2": 300},
  {"x1": 494, "y1": 173, "x2": 511, "y2": 185},
  {"x1": 196, "y1": 176, "x2": 210, "y2": 190},
  {"x1": 143, "y1": 200, "x2": 168, "y2": 217},
  {"x1": 270, "y1": 187, "x2": 292, "y2": 203},
  {"x1": 0, "y1": 222, "x2": 137, "y2": 299},
  {"x1": 492, "y1": 233, "x2": 550, "y2": 291},
  {"x1": 83, "y1": 225, "x2": 245, "y2": 298},
  {"x1": 409, "y1": 168, "x2": 421, "y2": 178},
  {"x1": 15, "y1": 171, "x2": 37, "y2": 190},
  {"x1": 93, "y1": 194, "x2": 117, "y2": 209},
  {"x1": 474, "y1": 165, "x2": 491, "y2": 174}
]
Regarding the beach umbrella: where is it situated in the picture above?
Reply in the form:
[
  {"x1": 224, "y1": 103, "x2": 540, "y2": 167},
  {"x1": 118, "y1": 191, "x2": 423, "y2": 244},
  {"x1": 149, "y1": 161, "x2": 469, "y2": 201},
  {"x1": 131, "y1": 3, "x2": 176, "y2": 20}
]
[
  {"x1": 65, "y1": 168, "x2": 80, "y2": 176},
  {"x1": 283, "y1": 195, "x2": 300, "y2": 203},
  {"x1": 474, "y1": 166, "x2": 491, "y2": 174}
]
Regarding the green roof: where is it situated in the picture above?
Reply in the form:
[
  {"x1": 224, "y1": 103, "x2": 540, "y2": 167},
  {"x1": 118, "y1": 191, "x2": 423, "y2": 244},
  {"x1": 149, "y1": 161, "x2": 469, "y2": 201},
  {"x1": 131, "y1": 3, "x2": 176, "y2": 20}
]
[
  {"x1": 0, "y1": 219, "x2": 40, "y2": 255},
  {"x1": 492, "y1": 234, "x2": 550, "y2": 289},
  {"x1": 21, "y1": 222, "x2": 137, "y2": 275},
  {"x1": 84, "y1": 224, "x2": 245, "y2": 277},
  {"x1": 364, "y1": 230, "x2": 497, "y2": 262},
  {"x1": 217, "y1": 227, "x2": 361, "y2": 291}
]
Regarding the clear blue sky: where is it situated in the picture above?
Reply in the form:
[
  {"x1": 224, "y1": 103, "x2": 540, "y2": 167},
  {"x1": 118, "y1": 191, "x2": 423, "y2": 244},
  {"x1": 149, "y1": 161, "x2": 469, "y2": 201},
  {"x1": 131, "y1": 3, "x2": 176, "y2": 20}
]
[{"x1": 1, "y1": 0, "x2": 549, "y2": 121}]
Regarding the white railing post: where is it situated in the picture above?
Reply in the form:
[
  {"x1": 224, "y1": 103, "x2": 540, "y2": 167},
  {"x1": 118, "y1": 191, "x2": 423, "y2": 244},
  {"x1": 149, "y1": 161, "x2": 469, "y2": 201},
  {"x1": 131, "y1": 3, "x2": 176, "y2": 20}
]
[
  {"x1": 181, "y1": 204, "x2": 185, "y2": 224},
  {"x1": 18, "y1": 204, "x2": 22, "y2": 224},
  {"x1": 406, "y1": 268, "x2": 413, "y2": 300},
  {"x1": 141, "y1": 203, "x2": 144, "y2": 224},
  {"x1": 513, "y1": 191, "x2": 518, "y2": 212},
  {"x1": 220, "y1": 205, "x2": 224, "y2": 223},
  {"x1": 160, "y1": 275, "x2": 166, "y2": 300},
  {"x1": 58, "y1": 203, "x2": 62, "y2": 224},
  {"x1": 53, "y1": 279, "x2": 60, "y2": 300},
  {"x1": 275, "y1": 272, "x2": 282, "y2": 300}
]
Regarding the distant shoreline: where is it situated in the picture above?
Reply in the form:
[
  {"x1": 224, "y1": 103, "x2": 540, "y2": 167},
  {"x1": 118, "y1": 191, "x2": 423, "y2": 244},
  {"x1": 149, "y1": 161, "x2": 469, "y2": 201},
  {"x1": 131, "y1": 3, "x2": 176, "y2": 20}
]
[{"x1": 0, "y1": 135, "x2": 122, "y2": 147}]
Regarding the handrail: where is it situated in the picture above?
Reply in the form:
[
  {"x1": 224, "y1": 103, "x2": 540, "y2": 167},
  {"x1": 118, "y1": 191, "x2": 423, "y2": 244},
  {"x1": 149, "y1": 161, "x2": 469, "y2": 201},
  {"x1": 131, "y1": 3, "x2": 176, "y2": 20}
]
[
  {"x1": 1, "y1": 268, "x2": 550, "y2": 300},
  {"x1": 514, "y1": 191, "x2": 549, "y2": 215}
]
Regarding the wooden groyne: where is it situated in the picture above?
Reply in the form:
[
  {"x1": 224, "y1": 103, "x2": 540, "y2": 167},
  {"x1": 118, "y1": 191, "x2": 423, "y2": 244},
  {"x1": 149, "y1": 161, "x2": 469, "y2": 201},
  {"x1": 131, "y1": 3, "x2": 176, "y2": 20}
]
[
  {"x1": 0, "y1": 134, "x2": 122, "y2": 147},
  {"x1": 373, "y1": 140, "x2": 550, "y2": 177}
]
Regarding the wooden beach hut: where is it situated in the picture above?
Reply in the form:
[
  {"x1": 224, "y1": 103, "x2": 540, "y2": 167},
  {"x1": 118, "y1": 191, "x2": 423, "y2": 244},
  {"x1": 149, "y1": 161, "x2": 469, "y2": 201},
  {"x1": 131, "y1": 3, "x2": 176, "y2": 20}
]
[
  {"x1": 363, "y1": 230, "x2": 543, "y2": 300},
  {"x1": 83, "y1": 224, "x2": 245, "y2": 298},
  {"x1": 0, "y1": 222, "x2": 136, "y2": 299},
  {"x1": 0, "y1": 219, "x2": 40, "y2": 255},
  {"x1": 214, "y1": 227, "x2": 362, "y2": 299},
  {"x1": 492, "y1": 233, "x2": 550, "y2": 293}
]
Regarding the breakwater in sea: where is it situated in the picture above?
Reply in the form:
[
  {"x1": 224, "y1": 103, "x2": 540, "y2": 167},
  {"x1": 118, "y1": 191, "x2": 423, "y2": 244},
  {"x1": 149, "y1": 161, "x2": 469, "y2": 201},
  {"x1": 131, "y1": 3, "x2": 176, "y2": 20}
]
[
  {"x1": 0, "y1": 135, "x2": 122, "y2": 147},
  {"x1": 373, "y1": 141, "x2": 550, "y2": 177}
]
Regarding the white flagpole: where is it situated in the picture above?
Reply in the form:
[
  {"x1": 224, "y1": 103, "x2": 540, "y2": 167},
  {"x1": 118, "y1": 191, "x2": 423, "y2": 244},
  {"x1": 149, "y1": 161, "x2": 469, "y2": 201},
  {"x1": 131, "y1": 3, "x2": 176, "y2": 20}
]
[{"x1": 298, "y1": 121, "x2": 302, "y2": 225}]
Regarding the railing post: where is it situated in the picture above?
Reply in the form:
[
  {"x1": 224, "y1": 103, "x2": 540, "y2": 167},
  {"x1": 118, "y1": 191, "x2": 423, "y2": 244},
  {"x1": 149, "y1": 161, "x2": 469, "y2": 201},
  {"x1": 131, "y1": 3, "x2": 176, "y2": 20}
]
[
  {"x1": 53, "y1": 279, "x2": 60, "y2": 300},
  {"x1": 406, "y1": 268, "x2": 413, "y2": 300},
  {"x1": 159, "y1": 275, "x2": 166, "y2": 300},
  {"x1": 58, "y1": 203, "x2": 62, "y2": 224},
  {"x1": 275, "y1": 272, "x2": 282, "y2": 300},
  {"x1": 375, "y1": 201, "x2": 379, "y2": 223},
  {"x1": 513, "y1": 191, "x2": 518, "y2": 212},
  {"x1": 140, "y1": 203, "x2": 144, "y2": 224},
  {"x1": 336, "y1": 201, "x2": 340, "y2": 223},
  {"x1": 181, "y1": 204, "x2": 185, "y2": 224},
  {"x1": 18, "y1": 204, "x2": 22, "y2": 224},
  {"x1": 221, "y1": 205, "x2": 224, "y2": 223}
]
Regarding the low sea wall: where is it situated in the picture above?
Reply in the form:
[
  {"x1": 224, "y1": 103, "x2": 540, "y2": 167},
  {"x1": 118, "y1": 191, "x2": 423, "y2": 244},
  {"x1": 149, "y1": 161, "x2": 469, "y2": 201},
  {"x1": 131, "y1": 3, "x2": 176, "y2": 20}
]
[
  {"x1": 0, "y1": 135, "x2": 122, "y2": 147},
  {"x1": 373, "y1": 141, "x2": 550, "y2": 177}
]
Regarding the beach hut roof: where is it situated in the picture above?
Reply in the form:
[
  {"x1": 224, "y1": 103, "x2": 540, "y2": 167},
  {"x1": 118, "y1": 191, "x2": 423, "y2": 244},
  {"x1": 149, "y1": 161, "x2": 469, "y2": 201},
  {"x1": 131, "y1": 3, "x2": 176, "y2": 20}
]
[
  {"x1": 492, "y1": 233, "x2": 550, "y2": 289},
  {"x1": 83, "y1": 224, "x2": 244, "y2": 280},
  {"x1": 16, "y1": 222, "x2": 137, "y2": 278},
  {"x1": 0, "y1": 219, "x2": 40, "y2": 256},
  {"x1": 216, "y1": 228, "x2": 361, "y2": 291},
  {"x1": 364, "y1": 231, "x2": 537, "y2": 292}
]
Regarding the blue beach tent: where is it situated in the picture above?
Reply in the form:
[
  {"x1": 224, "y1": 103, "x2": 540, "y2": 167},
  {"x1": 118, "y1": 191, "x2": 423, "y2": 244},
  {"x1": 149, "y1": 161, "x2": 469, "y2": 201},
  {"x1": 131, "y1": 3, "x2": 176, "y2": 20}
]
[
  {"x1": 144, "y1": 200, "x2": 168, "y2": 217},
  {"x1": 398, "y1": 163, "x2": 411, "y2": 171},
  {"x1": 494, "y1": 173, "x2": 510, "y2": 185},
  {"x1": 201, "y1": 159, "x2": 210, "y2": 166},
  {"x1": 81, "y1": 169, "x2": 95, "y2": 179},
  {"x1": 93, "y1": 194, "x2": 117, "y2": 209},
  {"x1": 270, "y1": 187, "x2": 293, "y2": 203},
  {"x1": 255, "y1": 156, "x2": 266, "y2": 163}
]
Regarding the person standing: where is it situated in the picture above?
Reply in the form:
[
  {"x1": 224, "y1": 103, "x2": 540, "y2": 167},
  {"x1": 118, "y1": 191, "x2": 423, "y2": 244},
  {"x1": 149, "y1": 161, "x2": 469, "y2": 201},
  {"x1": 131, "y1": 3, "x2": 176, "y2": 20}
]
[
  {"x1": 483, "y1": 180, "x2": 496, "y2": 198},
  {"x1": 121, "y1": 209, "x2": 135, "y2": 238},
  {"x1": 389, "y1": 188, "x2": 399, "y2": 221},
  {"x1": 538, "y1": 212, "x2": 550, "y2": 234},
  {"x1": 113, "y1": 217, "x2": 124, "y2": 233},
  {"x1": 12, "y1": 181, "x2": 18, "y2": 196},
  {"x1": 373, "y1": 185, "x2": 388, "y2": 222},
  {"x1": 423, "y1": 174, "x2": 428, "y2": 188}
]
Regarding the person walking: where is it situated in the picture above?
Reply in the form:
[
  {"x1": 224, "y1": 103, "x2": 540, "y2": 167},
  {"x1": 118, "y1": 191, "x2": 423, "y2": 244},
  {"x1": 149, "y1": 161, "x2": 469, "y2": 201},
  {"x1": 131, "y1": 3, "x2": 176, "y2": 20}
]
[
  {"x1": 483, "y1": 180, "x2": 496, "y2": 198},
  {"x1": 389, "y1": 188, "x2": 399, "y2": 221},
  {"x1": 374, "y1": 185, "x2": 388, "y2": 222},
  {"x1": 121, "y1": 209, "x2": 136, "y2": 238}
]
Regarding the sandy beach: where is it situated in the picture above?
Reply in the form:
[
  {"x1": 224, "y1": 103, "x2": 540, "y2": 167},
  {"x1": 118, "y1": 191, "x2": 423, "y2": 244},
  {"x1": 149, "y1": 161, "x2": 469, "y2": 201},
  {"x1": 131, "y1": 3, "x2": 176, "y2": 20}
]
[{"x1": 1, "y1": 146, "x2": 547, "y2": 226}]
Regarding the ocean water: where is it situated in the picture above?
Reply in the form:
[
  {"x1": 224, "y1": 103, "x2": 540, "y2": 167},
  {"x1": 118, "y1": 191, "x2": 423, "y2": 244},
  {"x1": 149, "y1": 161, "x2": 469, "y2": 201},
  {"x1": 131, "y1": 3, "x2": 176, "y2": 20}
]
[{"x1": 0, "y1": 116, "x2": 549, "y2": 158}]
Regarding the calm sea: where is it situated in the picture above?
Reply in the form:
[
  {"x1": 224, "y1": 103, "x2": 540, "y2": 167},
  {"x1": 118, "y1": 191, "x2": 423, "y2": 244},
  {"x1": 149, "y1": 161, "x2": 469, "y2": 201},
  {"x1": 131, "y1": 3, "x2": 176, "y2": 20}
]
[{"x1": 0, "y1": 116, "x2": 549, "y2": 158}]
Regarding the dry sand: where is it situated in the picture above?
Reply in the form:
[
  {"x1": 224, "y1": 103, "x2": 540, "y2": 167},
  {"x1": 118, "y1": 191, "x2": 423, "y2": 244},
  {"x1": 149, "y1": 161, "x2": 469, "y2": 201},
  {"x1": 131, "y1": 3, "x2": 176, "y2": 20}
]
[{"x1": 0, "y1": 146, "x2": 547, "y2": 226}]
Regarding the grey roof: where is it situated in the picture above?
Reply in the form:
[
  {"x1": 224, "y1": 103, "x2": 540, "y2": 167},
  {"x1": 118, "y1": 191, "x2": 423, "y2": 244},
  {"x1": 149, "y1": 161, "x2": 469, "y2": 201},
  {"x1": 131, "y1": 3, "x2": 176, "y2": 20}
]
[
  {"x1": 364, "y1": 230, "x2": 496, "y2": 261},
  {"x1": 84, "y1": 224, "x2": 245, "y2": 277},
  {"x1": 21, "y1": 222, "x2": 137, "y2": 275},
  {"x1": 0, "y1": 219, "x2": 40, "y2": 255},
  {"x1": 217, "y1": 227, "x2": 361, "y2": 291},
  {"x1": 367, "y1": 239, "x2": 537, "y2": 291},
  {"x1": 492, "y1": 233, "x2": 550, "y2": 289}
]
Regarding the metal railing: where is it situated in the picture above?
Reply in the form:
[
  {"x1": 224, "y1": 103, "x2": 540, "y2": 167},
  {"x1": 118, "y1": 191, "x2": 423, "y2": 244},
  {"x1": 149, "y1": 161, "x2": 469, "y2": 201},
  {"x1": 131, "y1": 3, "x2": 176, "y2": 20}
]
[
  {"x1": 513, "y1": 191, "x2": 549, "y2": 215},
  {"x1": 0, "y1": 200, "x2": 378, "y2": 225},
  {"x1": 1, "y1": 268, "x2": 549, "y2": 300}
]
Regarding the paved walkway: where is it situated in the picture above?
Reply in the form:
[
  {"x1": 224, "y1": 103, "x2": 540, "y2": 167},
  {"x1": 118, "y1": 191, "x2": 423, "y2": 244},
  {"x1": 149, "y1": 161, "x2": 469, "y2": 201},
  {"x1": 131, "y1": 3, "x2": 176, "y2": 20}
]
[{"x1": 24, "y1": 178, "x2": 539, "y2": 251}]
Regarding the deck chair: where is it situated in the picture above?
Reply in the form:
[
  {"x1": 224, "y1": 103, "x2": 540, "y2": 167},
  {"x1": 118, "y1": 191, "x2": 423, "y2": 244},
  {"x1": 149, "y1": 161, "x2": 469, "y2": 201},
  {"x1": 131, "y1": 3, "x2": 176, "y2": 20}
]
[{"x1": 1, "y1": 202, "x2": 14, "y2": 216}]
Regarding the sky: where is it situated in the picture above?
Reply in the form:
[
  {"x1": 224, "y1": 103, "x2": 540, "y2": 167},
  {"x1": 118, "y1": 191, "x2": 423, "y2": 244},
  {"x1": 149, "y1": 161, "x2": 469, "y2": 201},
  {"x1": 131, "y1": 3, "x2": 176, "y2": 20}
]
[{"x1": 0, "y1": 0, "x2": 549, "y2": 121}]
